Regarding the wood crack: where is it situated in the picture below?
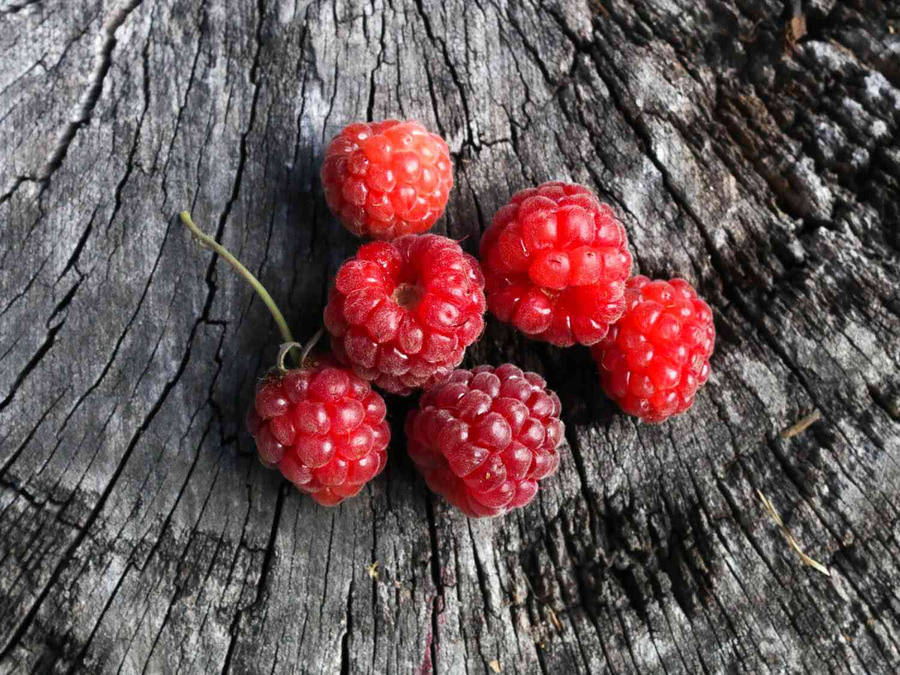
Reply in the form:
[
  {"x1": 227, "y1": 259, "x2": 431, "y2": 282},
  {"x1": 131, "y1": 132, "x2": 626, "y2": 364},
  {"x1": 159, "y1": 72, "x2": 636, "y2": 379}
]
[{"x1": 36, "y1": 0, "x2": 145, "y2": 194}]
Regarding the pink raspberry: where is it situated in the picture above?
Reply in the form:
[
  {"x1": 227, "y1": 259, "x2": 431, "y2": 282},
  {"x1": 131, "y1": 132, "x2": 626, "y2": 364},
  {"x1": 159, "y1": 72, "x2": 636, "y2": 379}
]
[
  {"x1": 406, "y1": 364, "x2": 565, "y2": 517},
  {"x1": 591, "y1": 276, "x2": 715, "y2": 423},
  {"x1": 247, "y1": 363, "x2": 390, "y2": 505},
  {"x1": 324, "y1": 234, "x2": 486, "y2": 395},
  {"x1": 321, "y1": 120, "x2": 453, "y2": 239},
  {"x1": 479, "y1": 181, "x2": 632, "y2": 346}
]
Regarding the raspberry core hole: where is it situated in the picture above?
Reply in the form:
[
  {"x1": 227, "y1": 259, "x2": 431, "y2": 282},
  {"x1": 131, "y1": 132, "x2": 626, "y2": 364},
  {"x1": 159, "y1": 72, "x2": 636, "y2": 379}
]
[{"x1": 392, "y1": 282, "x2": 424, "y2": 309}]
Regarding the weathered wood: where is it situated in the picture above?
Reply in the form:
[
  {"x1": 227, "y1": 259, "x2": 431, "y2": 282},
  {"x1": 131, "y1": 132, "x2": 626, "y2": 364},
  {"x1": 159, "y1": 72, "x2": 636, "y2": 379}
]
[{"x1": 1, "y1": 0, "x2": 898, "y2": 672}]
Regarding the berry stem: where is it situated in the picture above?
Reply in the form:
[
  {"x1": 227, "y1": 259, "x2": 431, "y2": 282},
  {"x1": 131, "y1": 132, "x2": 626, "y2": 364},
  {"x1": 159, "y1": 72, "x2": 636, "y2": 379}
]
[
  {"x1": 274, "y1": 329, "x2": 323, "y2": 372},
  {"x1": 276, "y1": 341, "x2": 303, "y2": 372},
  {"x1": 179, "y1": 210, "x2": 299, "y2": 363},
  {"x1": 299, "y1": 327, "x2": 324, "y2": 365}
]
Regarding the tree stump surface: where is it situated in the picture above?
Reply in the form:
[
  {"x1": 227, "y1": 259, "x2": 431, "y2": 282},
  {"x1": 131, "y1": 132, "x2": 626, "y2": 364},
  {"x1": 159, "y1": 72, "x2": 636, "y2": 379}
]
[{"x1": 1, "y1": 0, "x2": 899, "y2": 672}]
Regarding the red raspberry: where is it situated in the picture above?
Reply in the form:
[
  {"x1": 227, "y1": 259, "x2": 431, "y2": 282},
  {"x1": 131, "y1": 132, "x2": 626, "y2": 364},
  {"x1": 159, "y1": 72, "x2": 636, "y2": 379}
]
[
  {"x1": 324, "y1": 234, "x2": 486, "y2": 395},
  {"x1": 246, "y1": 363, "x2": 390, "y2": 505},
  {"x1": 591, "y1": 276, "x2": 715, "y2": 423},
  {"x1": 321, "y1": 120, "x2": 453, "y2": 239},
  {"x1": 479, "y1": 181, "x2": 632, "y2": 346},
  {"x1": 406, "y1": 364, "x2": 565, "y2": 517}
]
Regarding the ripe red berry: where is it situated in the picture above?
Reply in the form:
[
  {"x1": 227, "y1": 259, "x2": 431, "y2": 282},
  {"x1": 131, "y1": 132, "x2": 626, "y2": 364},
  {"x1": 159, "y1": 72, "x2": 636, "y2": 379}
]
[
  {"x1": 321, "y1": 120, "x2": 453, "y2": 239},
  {"x1": 479, "y1": 181, "x2": 632, "y2": 346},
  {"x1": 324, "y1": 234, "x2": 486, "y2": 395},
  {"x1": 406, "y1": 364, "x2": 565, "y2": 517},
  {"x1": 591, "y1": 275, "x2": 715, "y2": 423},
  {"x1": 246, "y1": 363, "x2": 390, "y2": 505}
]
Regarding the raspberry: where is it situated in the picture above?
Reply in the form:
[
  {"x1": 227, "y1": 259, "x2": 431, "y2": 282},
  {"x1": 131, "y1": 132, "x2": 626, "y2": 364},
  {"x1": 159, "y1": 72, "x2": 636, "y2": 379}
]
[
  {"x1": 406, "y1": 364, "x2": 565, "y2": 517},
  {"x1": 479, "y1": 181, "x2": 632, "y2": 346},
  {"x1": 246, "y1": 363, "x2": 390, "y2": 505},
  {"x1": 321, "y1": 120, "x2": 453, "y2": 239},
  {"x1": 324, "y1": 234, "x2": 486, "y2": 395},
  {"x1": 178, "y1": 211, "x2": 388, "y2": 505},
  {"x1": 591, "y1": 276, "x2": 715, "y2": 423}
]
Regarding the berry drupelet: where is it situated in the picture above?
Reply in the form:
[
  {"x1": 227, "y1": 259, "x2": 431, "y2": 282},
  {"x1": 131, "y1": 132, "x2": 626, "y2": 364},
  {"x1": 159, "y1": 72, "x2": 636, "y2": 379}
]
[
  {"x1": 479, "y1": 181, "x2": 632, "y2": 347},
  {"x1": 591, "y1": 275, "x2": 715, "y2": 423},
  {"x1": 247, "y1": 361, "x2": 389, "y2": 505},
  {"x1": 321, "y1": 120, "x2": 453, "y2": 239},
  {"x1": 406, "y1": 364, "x2": 565, "y2": 517},
  {"x1": 324, "y1": 234, "x2": 486, "y2": 395}
]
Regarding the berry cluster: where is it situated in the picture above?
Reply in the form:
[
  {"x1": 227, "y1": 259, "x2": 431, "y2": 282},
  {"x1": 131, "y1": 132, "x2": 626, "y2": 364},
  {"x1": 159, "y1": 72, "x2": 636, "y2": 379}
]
[
  {"x1": 406, "y1": 365, "x2": 563, "y2": 516},
  {"x1": 321, "y1": 120, "x2": 453, "y2": 239},
  {"x1": 247, "y1": 363, "x2": 389, "y2": 505},
  {"x1": 181, "y1": 116, "x2": 715, "y2": 518},
  {"x1": 479, "y1": 181, "x2": 714, "y2": 423},
  {"x1": 592, "y1": 276, "x2": 714, "y2": 423},
  {"x1": 324, "y1": 235, "x2": 485, "y2": 395},
  {"x1": 480, "y1": 182, "x2": 632, "y2": 347}
]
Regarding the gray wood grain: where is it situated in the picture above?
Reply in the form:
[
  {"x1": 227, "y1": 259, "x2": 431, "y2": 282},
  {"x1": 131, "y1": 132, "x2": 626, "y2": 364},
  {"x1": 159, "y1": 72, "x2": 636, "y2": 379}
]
[{"x1": 1, "y1": 0, "x2": 898, "y2": 672}]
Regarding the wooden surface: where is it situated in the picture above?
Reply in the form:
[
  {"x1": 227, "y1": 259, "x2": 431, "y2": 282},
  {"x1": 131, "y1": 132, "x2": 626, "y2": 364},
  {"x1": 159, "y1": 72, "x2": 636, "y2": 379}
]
[{"x1": 1, "y1": 0, "x2": 899, "y2": 672}]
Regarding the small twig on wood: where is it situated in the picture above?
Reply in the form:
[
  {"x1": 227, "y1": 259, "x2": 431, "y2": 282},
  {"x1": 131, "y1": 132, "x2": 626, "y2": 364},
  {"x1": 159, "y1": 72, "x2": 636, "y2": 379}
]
[
  {"x1": 591, "y1": 1, "x2": 610, "y2": 18},
  {"x1": 780, "y1": 409, "x2": 823, "y2": 438},
  {"x1": 784, "y1": 0, "x2": 807, "y2": 52},
  {"x1": 757, "y1": 490, "x2": 831, "y2": 577},
  {"x1": 546, "y1": 607, "x2": 563, "y2": 632},
  {"x1": 520, "y1": 570, "x2": 563, "y2": 632},
  {"x1": 739, "y1": 19, "x2": 762, "y2": 44}
]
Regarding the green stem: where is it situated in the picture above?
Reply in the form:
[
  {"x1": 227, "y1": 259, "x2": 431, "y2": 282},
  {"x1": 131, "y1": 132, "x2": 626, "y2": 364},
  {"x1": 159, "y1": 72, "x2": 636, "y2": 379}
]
[{"x1": 179, "y1": 210, "x2": 299, "y2": 361}]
